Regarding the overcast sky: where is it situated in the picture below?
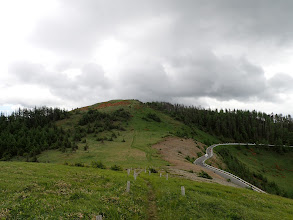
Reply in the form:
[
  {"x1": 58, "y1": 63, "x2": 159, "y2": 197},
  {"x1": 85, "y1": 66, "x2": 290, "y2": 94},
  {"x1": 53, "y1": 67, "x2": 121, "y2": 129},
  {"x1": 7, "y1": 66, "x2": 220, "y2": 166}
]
[{"x1": 1, "y1": 0, "x2": 293, "y2": 115}]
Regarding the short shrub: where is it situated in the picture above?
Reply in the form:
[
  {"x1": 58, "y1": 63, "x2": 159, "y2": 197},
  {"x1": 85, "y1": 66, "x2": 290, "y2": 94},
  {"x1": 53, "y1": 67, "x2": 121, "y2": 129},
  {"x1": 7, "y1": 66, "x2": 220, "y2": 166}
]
[
  {"x1": 91, "y1": 161, "x2": 106, "y2": 169},
  {"x1": 146, "y1": 113, "x2": 161, "y2": 122},
  {"x1": 110, "y1": 165, "x2": 122, "y2": 171},
  {"x1": 198, "y1": 170, "x2": 213, "y2": 179},
  {"x1": 185, "y1": 155, "x2": 196, "y2": 163},
  {"x1": 74, "y1": 162, "x2": 84, "y2": 167},
  {"x1": 149, "y1": 168, "x2": 158, "y2": 173},
  {"x1": 197, "y1": 152, "x2": 203, "y2": 158}
]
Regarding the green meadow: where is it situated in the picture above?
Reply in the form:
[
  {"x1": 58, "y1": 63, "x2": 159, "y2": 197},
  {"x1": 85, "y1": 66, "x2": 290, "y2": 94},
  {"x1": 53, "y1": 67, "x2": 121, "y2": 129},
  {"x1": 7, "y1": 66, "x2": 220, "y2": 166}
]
[{"x1": 1, "y1": 161, "x2": 293, "y2": 219}]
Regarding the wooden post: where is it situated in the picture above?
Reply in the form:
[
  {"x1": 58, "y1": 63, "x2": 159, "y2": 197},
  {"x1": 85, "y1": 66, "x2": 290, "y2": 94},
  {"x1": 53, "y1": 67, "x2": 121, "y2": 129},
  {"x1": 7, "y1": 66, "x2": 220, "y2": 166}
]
[
  {"x1": 149, "y1": 170, "x2": 151, "y2": 175},
  {"x1": 166, "y1": 174, "x2": 168, "y2": 180},
  {"x1": 181, "y1": 186, "x2": 185, "y2": 196},
  {"x1": 127, "y1": 169, "x2": 130, "y2": 175},
  {"x1": 134, "y1": 172, "x2": 137, "y2": 180},
  {"x1": 126, "y1": 181, "x2": 130, "y2": 192},
  {"x1": 160, "y1": 173, "x2": 162, "y2": 177},
  {"x1": 96, "y1": 215, "x2": 103, "y2": 220},
  {"x1": 145, "y1": 168, "x2": 146, "y2": 173}
]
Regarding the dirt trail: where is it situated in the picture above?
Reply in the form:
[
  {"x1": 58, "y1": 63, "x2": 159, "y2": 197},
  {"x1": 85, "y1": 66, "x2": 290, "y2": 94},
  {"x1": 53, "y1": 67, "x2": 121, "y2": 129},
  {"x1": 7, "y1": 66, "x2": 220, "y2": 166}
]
[
  {"x1": 152, "y1": 137, "x2": 239, "y2": 188},
  {"x1": 145, "y1": 180, "x2": 157, "y2": 220}
]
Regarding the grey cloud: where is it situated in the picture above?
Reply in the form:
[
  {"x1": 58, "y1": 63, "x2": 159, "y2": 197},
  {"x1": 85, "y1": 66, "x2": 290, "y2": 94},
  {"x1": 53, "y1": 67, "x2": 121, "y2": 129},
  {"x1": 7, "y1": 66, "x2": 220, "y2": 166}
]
[
  {"x1": 6, "y1": 53, "x2": 292, "y2": 109},
  {"x1": 8, "y1": 61, "x2": 110, "y2": 103},
  {"x1": 30, "y1": 0, "x2": 293, "y2": 59},
  {"x1": 112, "y1": 52, "x2": 268, "y2": 102},
  {"x1": 268, "y1": 73, "x2": 293, "y2": 93},
  {"x1": 78, "y1": 63, "x2": 108, "y2": 88}
]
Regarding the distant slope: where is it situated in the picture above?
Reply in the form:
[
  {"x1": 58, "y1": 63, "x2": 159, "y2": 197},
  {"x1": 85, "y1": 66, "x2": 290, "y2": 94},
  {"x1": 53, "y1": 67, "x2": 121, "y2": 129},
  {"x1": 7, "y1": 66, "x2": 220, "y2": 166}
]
[
  {"x1": 213, "y1": 145, "x2": 293, "y2": 198},
  {"x1": 1, "y1": 161, "x2": 293, "y2": 219}
]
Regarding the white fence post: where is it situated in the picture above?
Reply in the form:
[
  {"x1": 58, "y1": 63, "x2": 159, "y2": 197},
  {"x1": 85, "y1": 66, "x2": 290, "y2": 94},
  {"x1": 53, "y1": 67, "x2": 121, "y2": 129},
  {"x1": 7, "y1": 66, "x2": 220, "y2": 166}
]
[
  {"x1": 96, "y1": 215, "x2": 103, "y2": 220},
  {"x1": 126, "y1": 181, "x2": 130, "y2": 192},
  {"x1": 160, "y1": 173, "x2": 162, "y2": 177},
  {"x1": 181, "y1": 186, "x2": 185, "y2": 196},
  {"x1": 127, "y1": 169, "x2": 130, "y2": 175},
  {"x1": 166, "y1": 174, "x2": 168, "y2": 180}
]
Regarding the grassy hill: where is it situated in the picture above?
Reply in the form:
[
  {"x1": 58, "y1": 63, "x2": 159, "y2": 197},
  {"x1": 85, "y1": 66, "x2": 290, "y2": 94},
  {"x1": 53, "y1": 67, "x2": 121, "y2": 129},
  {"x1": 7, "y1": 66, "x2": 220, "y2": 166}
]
[
  {"x1": 1, "y1": 161, "x2": 293, "y2": 219},
  {"x1": 15, "y1": 100, "x2": 218, "y2": 169}
]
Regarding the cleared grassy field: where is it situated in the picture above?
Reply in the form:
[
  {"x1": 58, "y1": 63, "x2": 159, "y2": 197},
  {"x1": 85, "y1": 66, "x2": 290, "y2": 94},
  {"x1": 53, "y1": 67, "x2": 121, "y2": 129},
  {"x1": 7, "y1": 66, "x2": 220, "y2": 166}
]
[
  {"x1": 1, "y1": 161, "x2": 293, "y2": 219},
  {"x1": 214, "y1": 145, "x2": 293, "y2": 198}
]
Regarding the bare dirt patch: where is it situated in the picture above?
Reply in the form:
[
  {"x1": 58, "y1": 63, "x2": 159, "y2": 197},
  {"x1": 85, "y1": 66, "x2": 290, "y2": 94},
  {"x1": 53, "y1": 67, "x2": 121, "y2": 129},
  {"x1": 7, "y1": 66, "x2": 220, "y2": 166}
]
[{"x1": 153, "y1": 137, "x2": 239, "y2": 188}]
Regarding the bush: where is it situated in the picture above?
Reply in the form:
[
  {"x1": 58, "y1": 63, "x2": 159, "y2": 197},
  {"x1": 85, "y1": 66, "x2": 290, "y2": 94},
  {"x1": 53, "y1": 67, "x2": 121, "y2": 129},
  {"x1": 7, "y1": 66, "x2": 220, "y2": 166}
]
[
  {"x1": 96, "y1": 137, "x2": 104, "y2": 141},
  {"x1": 185, "y1": 155, "x2": 195, "y2": 163},
  {"x1": 146, "y1": 113, "x2": 161, "y2": 122},
  {"x1": 74, "y1": 162, "x2": 84, "y2": 167},
  {"x1": 91, "y1": 161, "x2": 106, "y2": 169},
  {"x1": 110, "y1": 165, "x2": 122, "y2": 171},
  {"x1": 197, "y1": 152, "x2": 203, "y2": 158},
  {"x1": 198, "y1": 170, "x2": 213, "y2": 179},
  {"x1": 149, "y1": 168, "x2": 158, "y2": 173}
]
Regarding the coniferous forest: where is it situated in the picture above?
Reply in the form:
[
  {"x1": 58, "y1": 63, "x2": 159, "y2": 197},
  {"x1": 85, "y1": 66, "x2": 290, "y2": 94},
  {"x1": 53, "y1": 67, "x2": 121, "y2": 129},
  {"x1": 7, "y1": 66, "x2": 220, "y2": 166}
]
[
  {"x1": 0, "y1": 107, "x2": 131, "y2": 161},
  {"x1": 0, "y1": 107, "x2": 71, "y2": 161},
  {"x1": 148, "y1": 102, "x2": 293, "y2": 146}
]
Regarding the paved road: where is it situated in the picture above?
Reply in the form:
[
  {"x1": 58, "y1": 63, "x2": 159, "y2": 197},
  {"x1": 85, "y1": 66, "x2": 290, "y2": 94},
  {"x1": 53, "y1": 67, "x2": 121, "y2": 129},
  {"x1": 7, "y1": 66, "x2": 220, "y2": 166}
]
[{"x1": 194, "y1": 143, "x2": 268, "y2": 193}]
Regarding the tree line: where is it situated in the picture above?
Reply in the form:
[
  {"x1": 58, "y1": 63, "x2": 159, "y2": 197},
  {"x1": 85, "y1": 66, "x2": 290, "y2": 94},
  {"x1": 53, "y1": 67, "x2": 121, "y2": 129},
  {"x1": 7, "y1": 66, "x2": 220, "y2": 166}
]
[
  {"x1": 0, "y1": 107, "x2": 71, "y2": 161},
  {"x1": 0, "y1": 107, "x2": 132, "y2": 161},
  {"x1": 147, "y1": 102, "x2": 293, "y2": 146}
]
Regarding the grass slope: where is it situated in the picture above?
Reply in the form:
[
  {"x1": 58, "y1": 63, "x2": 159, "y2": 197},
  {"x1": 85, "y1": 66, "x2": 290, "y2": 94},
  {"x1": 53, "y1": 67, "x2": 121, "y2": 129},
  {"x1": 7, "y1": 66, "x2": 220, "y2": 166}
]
[
  {"x1": 1, "y1": 161, "x2": 293, "y2": 219},
  {"x1": 214, "y1": 145, "x2": 293, "y2": 198},
  {"x1": 30, "y1": 100, "x2": 218, "y2": 169}
]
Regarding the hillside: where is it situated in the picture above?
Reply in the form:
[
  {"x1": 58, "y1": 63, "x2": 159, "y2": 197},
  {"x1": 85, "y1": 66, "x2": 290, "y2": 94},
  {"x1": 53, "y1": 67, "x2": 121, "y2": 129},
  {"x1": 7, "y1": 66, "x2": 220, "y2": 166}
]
[
  {"x1": 1, "y1": 161, "x2": 293, "y2": 219},
  {"x1": 1, "y1": 99, "x2": 293, "y2": 219},
  {"x1": 213, "y1": 145, "x2": 293, "y2": 198},
  {"x1": 9, "y1": 100, "x2": 217, "y2": 168}
]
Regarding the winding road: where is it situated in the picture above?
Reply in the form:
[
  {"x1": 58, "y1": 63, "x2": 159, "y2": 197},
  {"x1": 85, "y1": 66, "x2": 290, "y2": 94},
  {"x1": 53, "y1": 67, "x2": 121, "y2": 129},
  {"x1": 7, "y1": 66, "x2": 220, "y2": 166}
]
[{"x1": 194, "y1": 143, "x2": 269, "y2": 193}]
